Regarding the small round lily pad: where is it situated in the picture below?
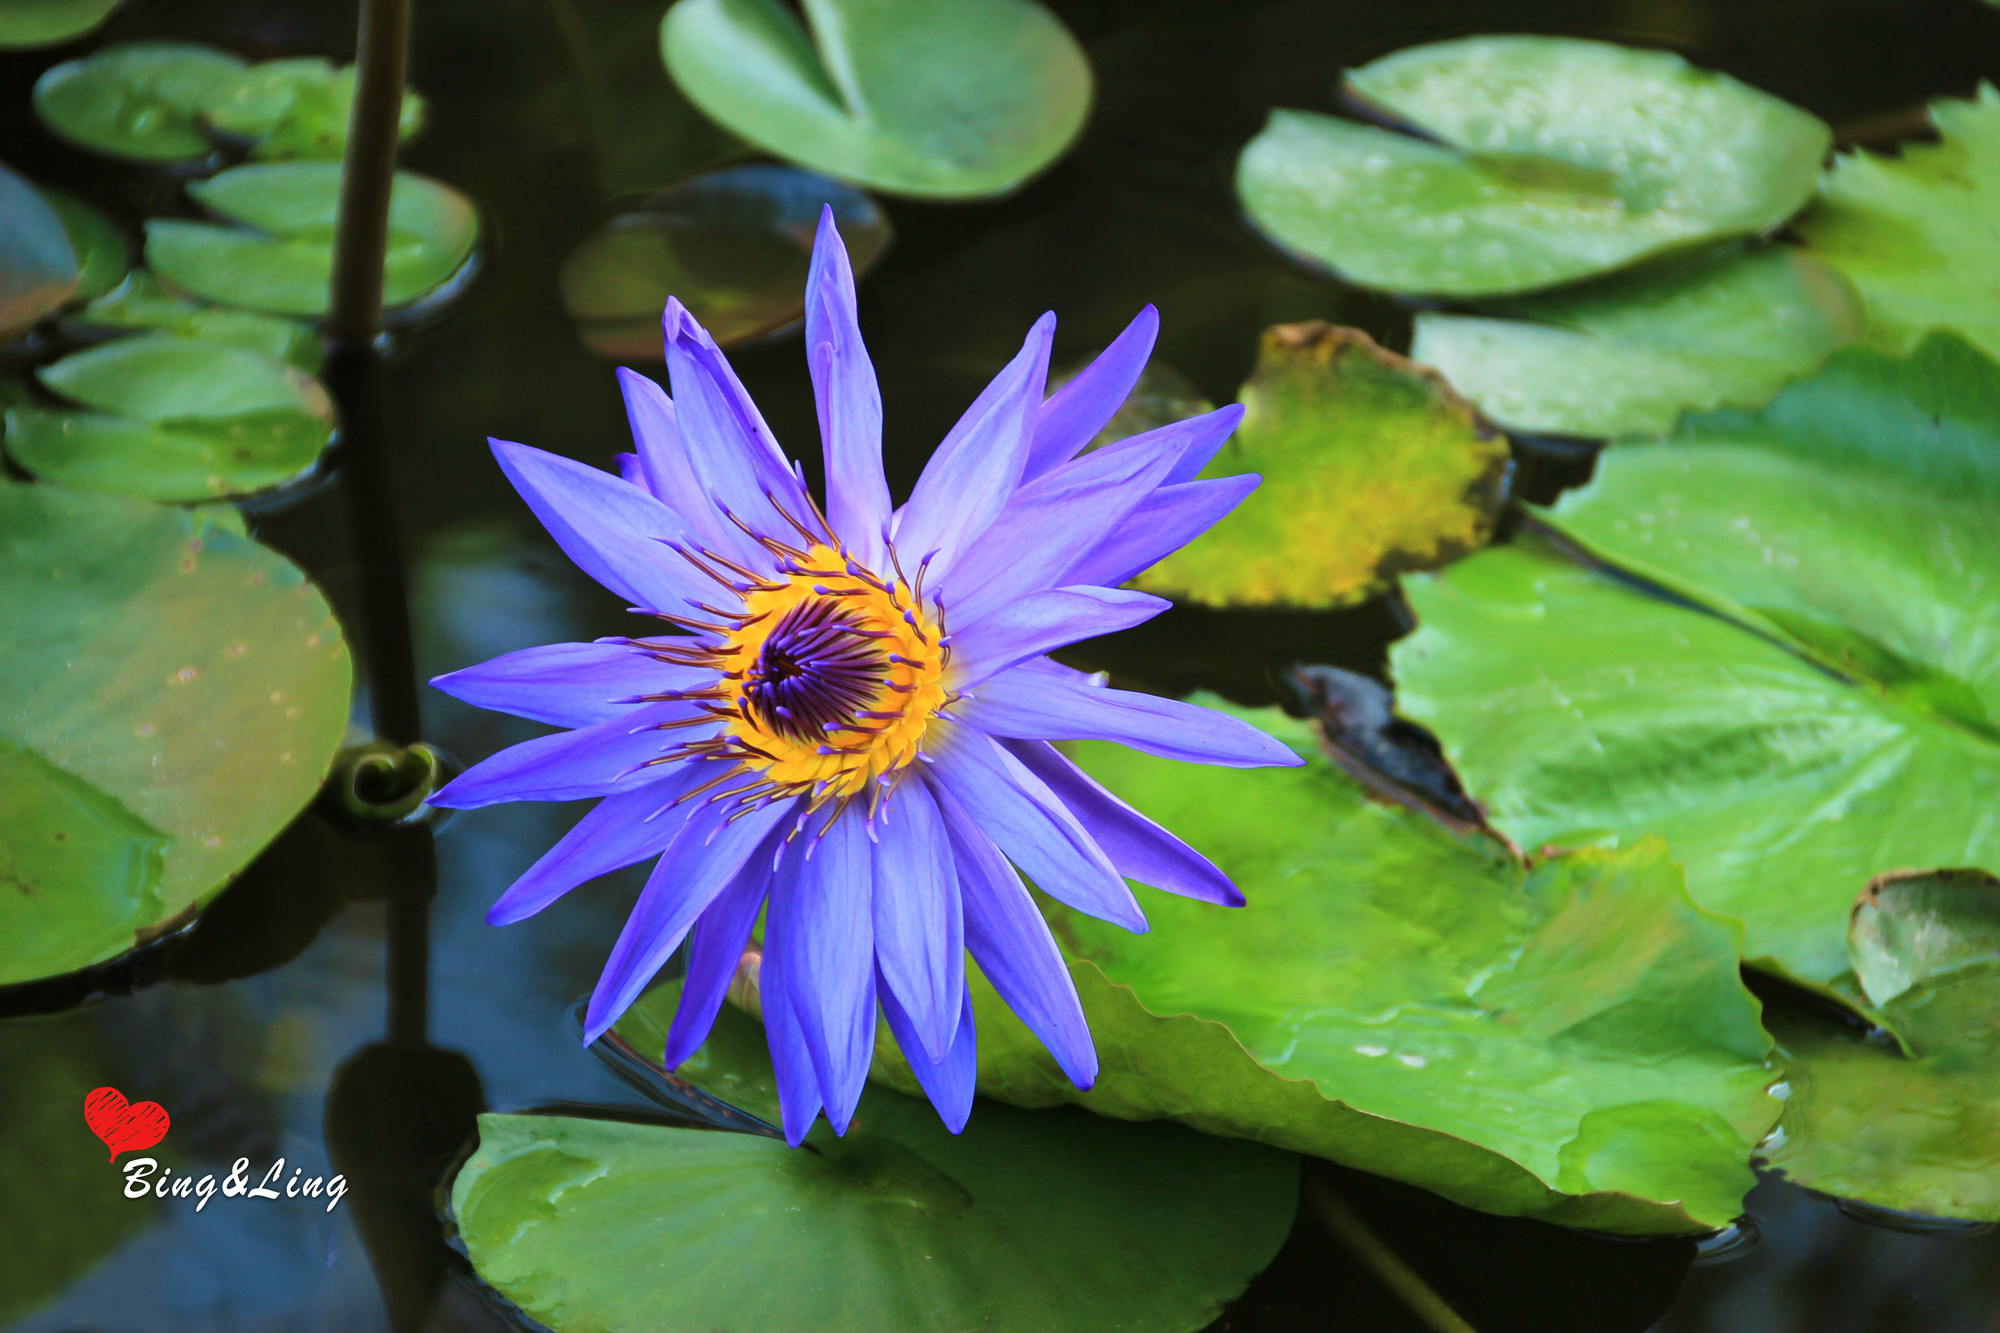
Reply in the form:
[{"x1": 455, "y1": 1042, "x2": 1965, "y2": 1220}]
[
  {"x1": 7, "y1": 334, "x2": 335, "y2": 501},
  {"x1": 451, "y1": 987, "x2": 1298, "y2": 1333},
  {"x1": 70, "y1": 271, "x2": 322, "y2": 371},
  {"x1": 197, "y1": 56, "x2": 427, "y2": 160},
  {"x1": 33, "y1": 41, "x2": 245, "y2": 162},
  {"x1": 1237, "y1": 36, "x2": 1831, "y2": 297},
  {"x1": 662, "y1": 0, "x2": 1092, "y2": 199},
  {"x1": 0, "y1": 482, "x2": 351, "y2": 984},
  {"x1": 560, "y1": 165, "x2": 890, "y2": 358},
  {"x1": 145, "y1": 161, "x2": 479, "y2": 315}
]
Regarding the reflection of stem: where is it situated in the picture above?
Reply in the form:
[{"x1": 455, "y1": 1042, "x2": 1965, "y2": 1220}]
[
  {"x1": 1305, "y1": 1176, "x2": 1481, "y2": 1333},
  {"x1": 326, "y1": 0, "x2": 432, "y2": 1053},
  {"x1": 541, "y1": 0, "x2": 618, "y2": 179}
]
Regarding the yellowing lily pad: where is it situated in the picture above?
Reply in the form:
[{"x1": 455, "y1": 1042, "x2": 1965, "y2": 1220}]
[
  {"x1": 1138, "y1": 322, "x2": 1507, "y2": 608},
  {"x1": 1238, "y1": 37, "x2": 1830, "y2": 297},
  {"x1": 1799, "y1": 84, "x2": 2000, "y2": 361}
]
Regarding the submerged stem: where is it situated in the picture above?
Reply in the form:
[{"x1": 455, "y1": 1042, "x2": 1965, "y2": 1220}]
[{"x1": 1305, "y1": 1177, "x2": 1481, "y2": 1333}]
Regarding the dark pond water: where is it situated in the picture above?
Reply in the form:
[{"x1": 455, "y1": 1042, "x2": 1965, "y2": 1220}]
[{"x1": 5, "y1": 0, "x2": 2000, "y2": 1329}]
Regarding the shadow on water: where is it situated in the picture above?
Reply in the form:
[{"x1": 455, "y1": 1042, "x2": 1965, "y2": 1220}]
[{"x1": 3, "y1": 0, "x2": 2000, "y2": 1330}]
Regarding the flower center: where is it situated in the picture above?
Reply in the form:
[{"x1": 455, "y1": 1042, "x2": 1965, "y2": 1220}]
[{"x1": 635, "y1": 532, "x2": 951, "y2": 821}]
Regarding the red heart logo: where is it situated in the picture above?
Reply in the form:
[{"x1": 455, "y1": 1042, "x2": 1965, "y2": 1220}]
[{"x1": 84, "y1": 1087, "x2": 170, "y2": 1163}]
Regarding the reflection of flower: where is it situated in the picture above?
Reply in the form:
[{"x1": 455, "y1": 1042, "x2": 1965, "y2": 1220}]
[{"x1": 429, "y1": 208, "x2": 1301, "y2": 1143}]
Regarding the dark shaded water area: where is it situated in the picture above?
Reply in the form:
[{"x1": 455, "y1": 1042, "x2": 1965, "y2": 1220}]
[{"x1": 5, "y1": 0, "x2": 2000, "y2": 1328}]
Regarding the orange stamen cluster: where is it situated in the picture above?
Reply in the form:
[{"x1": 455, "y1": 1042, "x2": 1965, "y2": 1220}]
[{"x1": 623, "y1": 493, "x2": 954, "y2": 837}]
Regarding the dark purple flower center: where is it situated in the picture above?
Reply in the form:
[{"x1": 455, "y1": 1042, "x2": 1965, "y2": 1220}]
[{"x1": 742, "y1": 597, "x2": 887, "y2": 742}]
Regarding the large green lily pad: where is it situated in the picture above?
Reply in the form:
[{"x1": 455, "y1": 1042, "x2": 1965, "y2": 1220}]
[
  {"x1": 458, "y1": 988, "x2": 1297, "y2": 1333},
  {"x1": 0, "y1": 483, "x2": 350, "y2": 984},
  {"x1": 1137, "y1": 322, "x2": 1508, "y2": 608},
  {"x1": 661, "y1": 0, "x2": 1092, "y2": 199},
  {"x1": 0, "y1": 0, "x2": 121, "y2": 50},
  {"x1": 1798, "y1": 85, "x2": 2000, "y2": 362},
  {"x1": 196, "y1": 57, "x2": 426, "y2": 161},
  {"x1": 1392, "y1": 333, "x2": 2000, "y2": 993},
  {"x1": 1764, "y1": 878, "x2": 2000, "y2": 1222},
  {"x1": 1411, "y1": 247, "x2": 1863, "y2": 438},
  {"x1": 9, "y1": 334, "x2": 335, "y2": 501},
  {"x1": 868, "y1": 709, "x2": 1778, "y2": 1234},
  {"x1": 33, "y1": 41, "x2": 244, "y2": 162},
  {"x1": 1238, "y1": 37, "x2": 1829, "y2": 297},
  {"x1": 146, "y1": 161, "x2": 479, "y2": 316},
  {"x1": 71, "y1": 271, "x2": 322, "y2": 371},
  {"x1": 561, "y1": 165, "x2": 890, "y2": 359},
  {"x1": 0, "y1": 162, "x2": 78, "y2": 339}
]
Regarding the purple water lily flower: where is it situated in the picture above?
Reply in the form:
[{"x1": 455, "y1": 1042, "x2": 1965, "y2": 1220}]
[{"x1": 428, "y1": 207, "x2": 1303, "y2": 1144}]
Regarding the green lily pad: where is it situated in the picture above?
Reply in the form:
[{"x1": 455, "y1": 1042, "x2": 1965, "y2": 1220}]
[
  {"x1": 1798, "y1": 85, "x2": 2000, "y2": 361},
  {"x1": 661, "y1": 0, "x2": 1092, "y2": 199},
  {"x1": 7, "y1": 334, "x2": 335, "y2": 501},
  {"x1": 38, "y1": 187, "x2": 128, "y2": 305},
  {"x1": 0, "y1": 482, "x2": 350, "y2": 984},
  {"x1": 33, "y1": 41, "x2": 245, "y2": 162},
  {"x1": 0, "y1": 0, "x2": 121, "y2": 50},
  {"x1": 865, "y1": 709, "x2": 1778, "y2": 1234},
  {"x1": 71, "y1": 271, "x2": 322, "y2": 371},
  {"x1": 459, "y1": 988, "x2": 1297, "y2": 1333},
  {"x1": 1392, "y1": 333, "x2": 2000, "y2": 993},
  {"x1": 197, "y1": 57, "x2": 426, "y2": 161},
  {"x1": 1850, "y1": 869, "x2": 2000, "y2": 1010},
  {"x1": 1764, "y1": 949, "x2": 2000, "y2": 1222},
  {"x1": 0, "y1": 162, "x2": 78, "y2": 339},
  {"x1": 37, "y1": 332, "x2": 330, "y2": 423},
  {"x1": 146, "y1": 161, "x2": 479, "y2": 316},
  {"x1": 560, "y1": 165, "x2": 890, "y2": 359},
  {"x1": 1137, "y1": 322, "x2": 1508, "y2": 608},
  {"x1": 0, "y1": 738, "x2": 168, "y2": 983},
  {"x1": 1238, "y1": 37, "x2": 1830, "y2": 297},
  {"x1": 1412, "y1": 247, "x2": 1863, "y2": 438}
]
